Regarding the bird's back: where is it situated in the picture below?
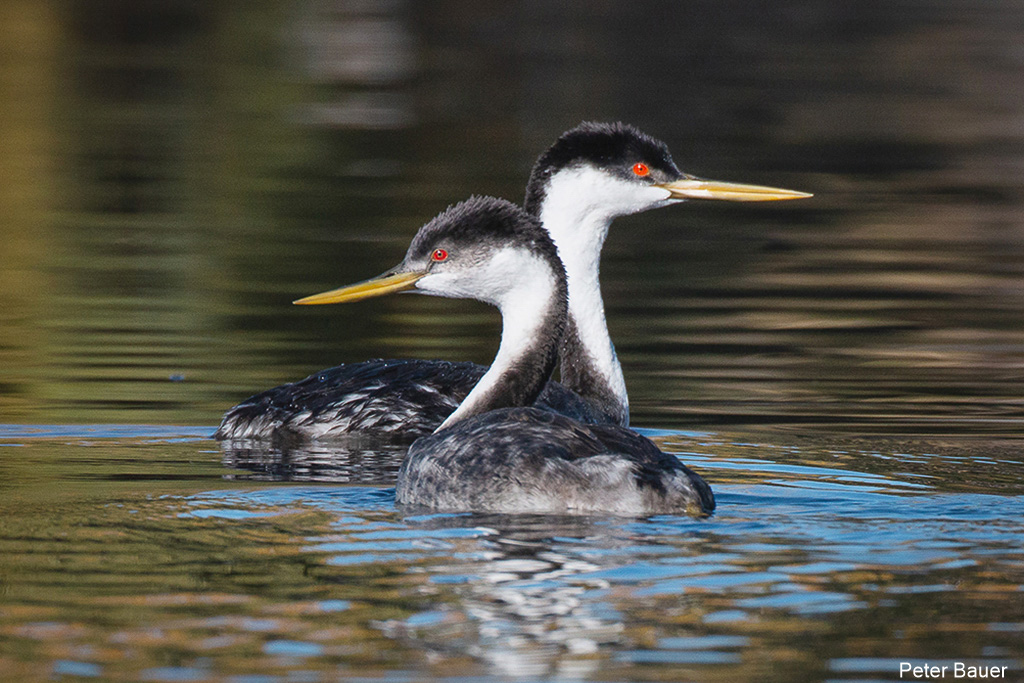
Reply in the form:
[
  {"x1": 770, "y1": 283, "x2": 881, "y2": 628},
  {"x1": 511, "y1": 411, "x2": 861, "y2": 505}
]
[
  {"x1": 396, "y1": 406, "x2": 715, "y2": 516},
  {"x1": 215, "y1": 359, "x2": 606, "y2": 441}
]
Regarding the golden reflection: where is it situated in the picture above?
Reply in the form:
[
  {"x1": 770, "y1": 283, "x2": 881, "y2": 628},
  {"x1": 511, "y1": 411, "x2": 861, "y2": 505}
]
[{"x1": 0, "y1": 1, "x2": 59, "y2": 421}]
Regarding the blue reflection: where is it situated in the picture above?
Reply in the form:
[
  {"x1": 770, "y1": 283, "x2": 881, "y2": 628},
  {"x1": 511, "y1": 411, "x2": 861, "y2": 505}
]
[
  {"x1": 263, "y1": 640, "x2": 324, "y2": 657},
  {"x1": 140, "y1": 666, "x2": 208, "y2": 682},
  {"x1": 186, "y1": 486, "x2": 395, "y2": 513},
  {"x1": 0, "y1": 424, "x2": 213, "y2": 442},
  {"x1": 53, "y1": 660, "x2": 102, "y2": 678},
  {"x1": 315, "y1": 599, "x2": 351, "y2": 612},
  {"x1": 616, "y1": 649, "x2": 741, "y2": 664},
  {"x1": 180, "y1": 509, "x2": 279, "y2": 520}
]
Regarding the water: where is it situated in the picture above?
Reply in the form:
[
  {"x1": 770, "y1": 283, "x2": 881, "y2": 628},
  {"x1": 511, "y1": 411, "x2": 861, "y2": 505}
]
[
  {"x1": 2, "y1": 1, "x2": 1024, "y2": 681},
  {"x1": 2, "y1": 426, "x2": 1023, "y2": 681}
]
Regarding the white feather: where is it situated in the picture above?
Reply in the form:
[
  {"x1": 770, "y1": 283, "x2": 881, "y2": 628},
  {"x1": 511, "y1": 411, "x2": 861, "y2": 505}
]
[
  {"x1": 537, "y1": 165, "x2": 679, "y2": 419},
  {"x1": 418, "y1": 248, "x2": 561, "y2": 430}
]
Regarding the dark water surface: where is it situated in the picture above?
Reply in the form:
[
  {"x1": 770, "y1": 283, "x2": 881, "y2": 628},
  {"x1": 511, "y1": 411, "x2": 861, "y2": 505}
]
[
  {"x1": 1, "y1": 1, "x2": 1023, "y2": 681},
  {"x1": 2, "y1": 425, "x2": 1023, "y2": 682}
]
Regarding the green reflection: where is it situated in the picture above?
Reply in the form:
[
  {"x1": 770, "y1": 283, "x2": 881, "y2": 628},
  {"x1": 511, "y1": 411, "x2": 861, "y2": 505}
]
[{"x1": 0, "y1": 2, "x2": 1022, "y2": 436}]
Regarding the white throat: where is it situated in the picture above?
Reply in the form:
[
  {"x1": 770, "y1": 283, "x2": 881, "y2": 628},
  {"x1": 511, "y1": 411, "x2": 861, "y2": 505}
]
[
  {"x1": 431, "y1": 248, "x2": 562, "y2": 431},
  {"x1": 537, "y1": 166, "x2": 675, "y2": 422}
]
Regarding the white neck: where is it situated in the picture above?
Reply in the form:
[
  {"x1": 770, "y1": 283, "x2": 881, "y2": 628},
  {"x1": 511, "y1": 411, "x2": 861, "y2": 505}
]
[
  {"x1": 543, "y1": 203, "x2": 626, "y2": 411},
  {"x1": 536, "y1": 166, "x2": 675, "y2": 425},
  {"x1": 434, "y1": 249, "x2": 563, "y2": 431}
]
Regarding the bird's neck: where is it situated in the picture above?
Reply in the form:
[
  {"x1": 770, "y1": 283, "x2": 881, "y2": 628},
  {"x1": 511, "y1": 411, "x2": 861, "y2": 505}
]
[
  {"x1": 436, "y1": 255, "x2": 566, "y2": 431},
  {"x1": 531, "y1": 174, "x2": 630, "y2": 426}
]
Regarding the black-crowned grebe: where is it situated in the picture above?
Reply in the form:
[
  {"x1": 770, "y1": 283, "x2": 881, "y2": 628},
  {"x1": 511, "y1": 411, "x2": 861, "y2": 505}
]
[
  {"x1": 299, "y1": 195, "x2": 716, "y2": 515},
  {"x1": 215, "y1": 123, "x2": 809, "y2": 441}
]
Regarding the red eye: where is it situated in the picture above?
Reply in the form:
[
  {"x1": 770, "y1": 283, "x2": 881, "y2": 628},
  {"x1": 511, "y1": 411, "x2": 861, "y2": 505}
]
[
  {"x1": 632, "y1": 162, "x2": 650, "y2": 177},
  {"x1": 431, "y1": 248, "x2": 448, "y2": 262}
]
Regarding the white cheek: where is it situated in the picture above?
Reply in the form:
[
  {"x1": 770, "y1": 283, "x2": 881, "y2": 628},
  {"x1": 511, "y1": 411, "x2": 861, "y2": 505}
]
[
  {"x1": 414, "y1": 249, "x2": 556, "y2": 307},
  {"x1": 414, "y1": 272, "x2": 464, "y2": 298},
  {"x1": 489, "y1": 250, "x2": 558, "y2": 308},
  {"x1": 623, "y1": 182, "x2": 673, "y2": 208},
  {"x1": 544, "y1": 166, "x2": 673, "y2": 221}
]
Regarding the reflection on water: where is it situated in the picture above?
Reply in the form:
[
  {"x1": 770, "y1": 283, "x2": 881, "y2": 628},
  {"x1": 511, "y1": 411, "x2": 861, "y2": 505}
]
[
  {"x1": 1, "y1": 0, "x2": 1023, "y2": 436},
  {"x1": 221, "y1": 438, "x2": 407, "y2": 483},
  {"x1": 1, "y1": 427, "x2": 1022, "y2": 681}
]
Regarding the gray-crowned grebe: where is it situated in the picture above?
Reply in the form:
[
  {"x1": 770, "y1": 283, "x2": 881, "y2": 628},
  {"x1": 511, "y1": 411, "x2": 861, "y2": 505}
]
[
  {"x1": 215, "y1": 123, "x2": 809, "y2": 441},
  {"x1": 299, "y1": 195, "x2": 715, "y2": 515}
]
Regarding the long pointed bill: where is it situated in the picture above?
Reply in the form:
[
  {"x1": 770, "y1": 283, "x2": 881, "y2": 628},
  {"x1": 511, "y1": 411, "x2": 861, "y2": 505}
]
[
  {"x1": 657, "y1": 177, "x2": 812, "y2": 202},
  {"x1": 293, "y1": 270, "x2": 426, "y2": 305}
]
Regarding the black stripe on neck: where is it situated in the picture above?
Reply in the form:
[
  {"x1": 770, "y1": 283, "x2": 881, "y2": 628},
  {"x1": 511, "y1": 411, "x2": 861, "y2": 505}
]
[
  {"x1": 439, "y1": 284, "x2": 566, "y2": 429},
  {"x1": 558, "y1": 313, "x2": 628, "y2": 426}
]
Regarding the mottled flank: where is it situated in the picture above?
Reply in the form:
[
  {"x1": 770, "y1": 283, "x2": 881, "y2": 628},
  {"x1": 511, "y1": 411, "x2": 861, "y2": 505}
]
[
  {"x1": 214, "y1": 359, "x2": 608, "y2": 441},
  {"x1": 396, "y1": 407, "x2": 715, "y2": 516}
]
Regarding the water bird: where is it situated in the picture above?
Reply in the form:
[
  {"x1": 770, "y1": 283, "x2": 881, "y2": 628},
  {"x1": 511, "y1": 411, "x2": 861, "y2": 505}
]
[
  {"x1": 215, "y1": 122, "x2": 810, "y2": 441},
  {"x1": 305, "y1": 195, "x2": 715, "y2": 515}
]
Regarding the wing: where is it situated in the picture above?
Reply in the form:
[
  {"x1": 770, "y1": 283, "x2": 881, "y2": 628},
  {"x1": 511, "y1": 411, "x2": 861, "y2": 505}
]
[
  {"x1": 397, "y1": 407, "x2": 714, "y2": 515},
  {"x1": 215, "y1": 359, "x2": 482, "y2": 440},
  {"x1": 216, "y1": 359, "x2": 607, "y2": 441}
]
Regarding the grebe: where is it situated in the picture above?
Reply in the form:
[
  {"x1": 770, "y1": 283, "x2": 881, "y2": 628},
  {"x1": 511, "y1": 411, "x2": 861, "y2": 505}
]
[
  {"x1": 215, "y1": 122, "x2": 809, "y2": 441},
  {"x1": 305, "y1": 195, "x2": 715, "y2": 515}
]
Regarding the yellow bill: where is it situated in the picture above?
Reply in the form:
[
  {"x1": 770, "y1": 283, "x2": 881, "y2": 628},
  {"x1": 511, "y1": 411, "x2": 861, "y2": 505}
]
[
  {"x1": 657, "y1": 177, "x2": 812, "y2": 202},
  {"x1": 293, "y1": 270, "x2": 425, "y2": 305}
]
